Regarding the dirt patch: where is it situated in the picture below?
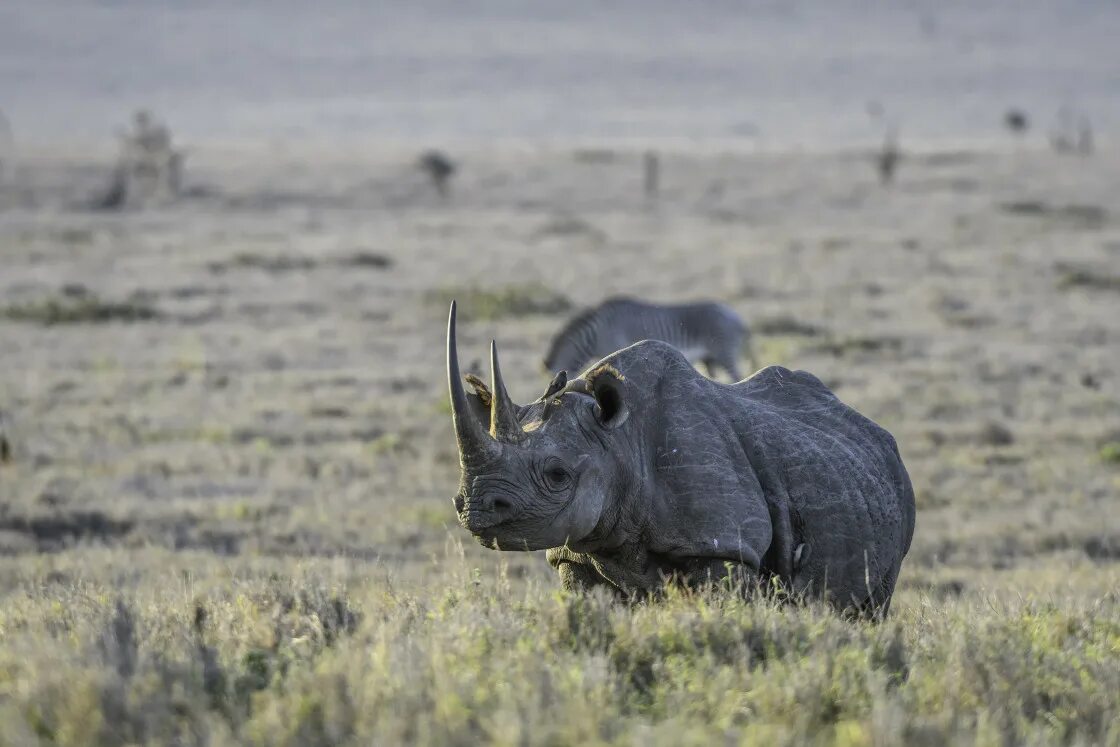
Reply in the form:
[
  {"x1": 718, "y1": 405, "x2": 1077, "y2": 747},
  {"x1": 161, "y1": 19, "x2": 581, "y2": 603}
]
[
  {"x1": 977, "y1": 421, "x2": 1015, "y2": 446},
  {"x1": 1055, "y1": 262, "x2": 1120, "y2": 292},
  {"x1": 309, "y1": 405, "x2": 351, "y2": 419},
  {"x1": 0, "y1": 511, "x2": 134, "y2": 552},
  {"x1": 572, "y1": 148, "x2": 620, "y2": 164},
  {"x1": 208, "y1": 252, "x2": 317, "y2": 274},
  {"x1": 333, "y1": 250, "x2": 393, "y2": 269},
  {"x1": 754, "y1": 316, "x2": 826, "y2": 336},
  {"x1": 532, "y1": 215, "x2": 608, "y2": 243},
  {"x1": 999, "y1": 201, "x2": 1107, "y2": 228},
  {"x1": 166, "y1": 284, "x2": 228, "y2": 300},
  {"x1": 808, "y1": 335, "x2": 907, "y2": 358},
  {"x1": 919, "y1": 151, "x2": 979, "y2": 167},
  {"x1": 230, "y1": 425, "x2": 385, "y2": 448},
  {"x1": 1084, "y1": 535, "x2": 1120, "y2": 561}
]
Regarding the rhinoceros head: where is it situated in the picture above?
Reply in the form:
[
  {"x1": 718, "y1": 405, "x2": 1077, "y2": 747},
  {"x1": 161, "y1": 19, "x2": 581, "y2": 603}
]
[{"x1": 446, "y1": 302, "x2": 633, "y2": 551}]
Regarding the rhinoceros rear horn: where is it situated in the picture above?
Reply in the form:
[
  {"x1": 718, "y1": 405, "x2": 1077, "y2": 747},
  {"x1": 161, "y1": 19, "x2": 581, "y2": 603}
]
[
  {"x1": 587, "y1": 365, "x2": 629, "y2": 429},
  {"x1": 447, "y1": 301, "x2": 501, "y2": 465},
  {"x1": 489, "y1": 340, "x2": 526, "y2": 443}
]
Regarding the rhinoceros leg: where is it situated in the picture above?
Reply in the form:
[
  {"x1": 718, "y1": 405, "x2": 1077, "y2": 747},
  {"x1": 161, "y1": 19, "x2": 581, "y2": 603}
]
[
  {"x1": 556, "y1": 560, "x2": 607, "y2": 592},
  {"x1": 547, "y1": 546, "x2": 621, "y2": 595},
  {"x1": 847, "y1": 563, "x2": 900, "y2": 622}
]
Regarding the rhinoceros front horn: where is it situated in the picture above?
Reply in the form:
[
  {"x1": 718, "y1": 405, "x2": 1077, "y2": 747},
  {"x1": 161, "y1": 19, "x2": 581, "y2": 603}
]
[
  {"x1": 447, "y1": 301, "x2": 501, "y2": 466},
  {"x1": 489, "y1": 340, "x2": 526, "y2": 443}
]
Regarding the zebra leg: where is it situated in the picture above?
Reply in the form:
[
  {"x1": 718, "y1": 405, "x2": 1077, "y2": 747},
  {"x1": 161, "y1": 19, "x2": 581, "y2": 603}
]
[
  {"x1": 743, "y1": 340, "x2": 758, "y2": 373},
  {"x1": 708, "y1": 351, "x2": 742, "y2": 382}
]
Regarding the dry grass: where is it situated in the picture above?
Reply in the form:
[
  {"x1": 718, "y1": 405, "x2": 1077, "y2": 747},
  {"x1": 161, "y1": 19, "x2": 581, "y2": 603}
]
[
  {"x1": 425, "y1": 284, "x2": 573, "y2": 321},
  {"x1": 0, "y1": 559, "x2": 1117, "y2": 746},
  {"x1": 1, "y1": 144, "x2": 1118, "y2": 745}
]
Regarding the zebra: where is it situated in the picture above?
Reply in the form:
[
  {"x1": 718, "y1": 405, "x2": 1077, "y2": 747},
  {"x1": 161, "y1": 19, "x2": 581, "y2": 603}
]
[{"x1": 543, "y1": 298, "x2": 754, "y2": 381}]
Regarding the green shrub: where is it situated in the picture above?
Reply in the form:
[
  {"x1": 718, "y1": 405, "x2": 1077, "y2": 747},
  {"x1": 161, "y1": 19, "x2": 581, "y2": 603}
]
[{"x1": 3, "y1": 294, "x2": 160, "y2": 325}]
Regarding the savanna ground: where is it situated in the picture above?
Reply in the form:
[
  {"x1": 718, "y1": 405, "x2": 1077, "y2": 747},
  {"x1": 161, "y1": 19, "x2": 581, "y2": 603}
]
[{"x1": 1, "y1": 142, "x2": 1119, "y2": 745}]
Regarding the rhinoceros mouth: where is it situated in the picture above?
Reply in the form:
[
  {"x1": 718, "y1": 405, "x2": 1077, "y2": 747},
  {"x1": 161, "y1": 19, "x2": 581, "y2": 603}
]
[
  {"x1": 466, "y1": 524, "x2": 533, "y2": 551},
  {"x1": 454, "y1": 489, "x2": 509, "y2": 532},
  {"x1": 460, "y1": 506, "x2": 513, "y2": 534}
]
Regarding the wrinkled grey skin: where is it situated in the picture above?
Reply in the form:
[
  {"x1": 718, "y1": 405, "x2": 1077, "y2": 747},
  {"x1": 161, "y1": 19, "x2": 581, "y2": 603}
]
[{"x1": 447, "y1": 303, "x2": 916, "y2": 618}]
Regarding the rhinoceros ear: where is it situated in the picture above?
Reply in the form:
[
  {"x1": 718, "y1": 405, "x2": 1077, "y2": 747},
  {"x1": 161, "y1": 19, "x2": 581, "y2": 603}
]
[
  {"x1": 465, "y1": 373, "x2": 531, "y2": 429},
  {"x1": 463, "y1": 373, "x2": 493, "y2": 431},
  {"x1": 587, "y1": 365, "x2": 629, "y2": 429}
]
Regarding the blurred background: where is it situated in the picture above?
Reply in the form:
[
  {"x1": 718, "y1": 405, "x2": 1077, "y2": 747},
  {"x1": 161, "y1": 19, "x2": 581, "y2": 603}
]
[{"x1": 2, "y1": 0, "x2": 1117, "y2": 147}]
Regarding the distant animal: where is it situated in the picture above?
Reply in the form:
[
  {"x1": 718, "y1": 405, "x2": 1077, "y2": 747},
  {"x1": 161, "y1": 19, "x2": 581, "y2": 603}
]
[
  {"x1": 0, "y1": 412, "x2": 11, "y2": 464},
  {"x1": 418, "y1": 150, "x2": 456, "y2": 197},
  {"x1": 1050, "y1": 108, "x2": 1094, "y2": 156},
  {"x1": 93, "y1": 165, "x2": 128, "y2": 210},
  {"x1": 445, "y1": 303, "x2": 916, "y2": 618},
  {"x1": 643, "y1": 150, "x2": 659, "y2": 198},
  {"x1": 168, "y1": 150, "x2": 186, "y2": 194},
  {"x1": 1004, "y1": 109, "x2": 1029, "y2": 135},
  {"x1": 94, "y1": 109, "x2": 185, "y2": 209},
  {"x1": 544, "y1": 298, "x2": 753, "y2": 381},
  {"x1": 1076, "y1": 117, "x2": 1094, "y2": 155},
  {"x1": 877, "y1": 130, "x2": 901, "y2": 185}
]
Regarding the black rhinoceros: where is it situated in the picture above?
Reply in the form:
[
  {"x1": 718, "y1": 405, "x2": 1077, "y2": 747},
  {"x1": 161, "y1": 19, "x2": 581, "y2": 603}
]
[{"x1": 445, "y1": 302, "x2": 915, "y2": 617}]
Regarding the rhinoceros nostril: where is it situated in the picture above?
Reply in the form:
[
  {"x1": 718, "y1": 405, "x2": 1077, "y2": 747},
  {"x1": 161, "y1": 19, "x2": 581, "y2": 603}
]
[{"x1": 493, "y1": 496, "x2": 513, "y2": 512}]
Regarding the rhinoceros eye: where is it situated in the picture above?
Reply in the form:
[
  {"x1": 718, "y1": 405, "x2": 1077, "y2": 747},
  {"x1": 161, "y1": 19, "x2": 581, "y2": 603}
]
[{"x1": 542, "y1": 460, "x2": 571, "y2": 490}]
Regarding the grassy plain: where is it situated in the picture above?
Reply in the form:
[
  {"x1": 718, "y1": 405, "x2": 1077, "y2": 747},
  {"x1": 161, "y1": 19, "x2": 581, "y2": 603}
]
[{"x1": 1, "y1": 143, "x2": 1118, "y2": 745}]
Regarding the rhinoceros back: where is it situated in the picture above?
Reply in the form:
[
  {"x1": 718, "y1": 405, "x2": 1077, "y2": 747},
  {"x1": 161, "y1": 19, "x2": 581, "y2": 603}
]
[{"x1": 733, "y1": 365, "x2": 915, "y2": 613}]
